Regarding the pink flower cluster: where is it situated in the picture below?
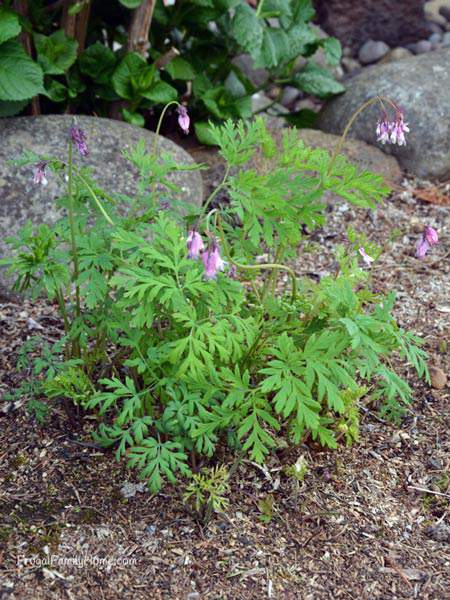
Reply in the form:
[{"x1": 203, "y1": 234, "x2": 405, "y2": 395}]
[
  {"x1": 186, "y1": 230, "x2": 226, "y2": 279},
  {"x1": 33, "y1": 161, "x2": 48, "y2": 186},
  {"x1": 70, "y1": 125, "x2": 89, "y2": 156},
  {"x1": 416, "y1": 226, "x2": 439, "y2": 259},
  {"x1": 376, "y1": 110, "x2": 409, "y2": 146}
]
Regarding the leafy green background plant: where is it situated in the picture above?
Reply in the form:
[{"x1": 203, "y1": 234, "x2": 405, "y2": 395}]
[{"x1": 0, "y1": 0, "x2": 343, "y2": 137}]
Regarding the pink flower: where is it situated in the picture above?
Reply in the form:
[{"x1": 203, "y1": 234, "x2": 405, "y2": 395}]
[
  {"x1": 358, "y1": 246, "x2": 374, "y2": 266},
  {"x1": 163, "y1": 0, "x2": 175, "y2": 5},
  {"x1": 202, "y1": 240, "x2": 225, "y2": 279},
  {"x1": 416, "y1": 226, "x2": 438, "y2": 259},
  {"x1": 424, "y1": 226, "x2": 438, "y2": 246},
  {"x1": 389, "y1": 111, "x2": 409, "y2": 146},
  {"x1": 416, "y1": 237, "x2": 430, "y2": 259},
  {"x1": 376, "y1": 118, "x2": 391, "y2": 145},
  {"x1": 32, "y1": 161, "x2": 48, "y2": 186},
  {"x1": 70, "y1": 125, "x2": 88, "y2": 156},
  {"x1": 177, "y1": 105, "x2": 190, "y2": 135},
  {"x1": 186, "y1": 229, "x2": 204, "y2": 260},
  {"x1": 376, "y1": 108, "x2": 410, "y2": 146}
]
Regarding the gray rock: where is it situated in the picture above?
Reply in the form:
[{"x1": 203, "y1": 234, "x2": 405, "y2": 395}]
[
  {"x1": 442, "y1": 30, "x2": 450, "y2": 44},
  {"x1": 0, "y1": 115, "x2": 203, "y2": 286},
  {"x1": 294, "y1": 129, "x2": 402, "y2": 183},
  {"x1": 413, "y1": 39, "x2": 433, "y2": 53},
  {"x1": 317, "y1": 48, "x2": 450, "y2": 179},
  {"x1": 379, "y1": 47, "x2": 414, "y2": 63},
  {"x1": 358, "y1": 40, "x2": 390, "y2": 64}
]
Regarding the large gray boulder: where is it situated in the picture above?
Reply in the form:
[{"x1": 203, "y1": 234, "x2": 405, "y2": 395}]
[
  {"x1": 0, "y1": 115, "x2": 203, "y2": 286},
  {"x1": 317, "y1": 48, "x2": 450, "y2": 179}
]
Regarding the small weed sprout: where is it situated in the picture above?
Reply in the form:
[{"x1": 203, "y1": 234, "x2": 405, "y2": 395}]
[{"x1": 183, "y1": 465, "x2": 230, "y2": 521}]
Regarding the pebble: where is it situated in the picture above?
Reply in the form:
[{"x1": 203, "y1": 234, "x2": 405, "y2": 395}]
[
  {"x1": 428, "y1": 32, "x2": 442, "y2": 44},
  {"x1": 439, "y1": 5, "x2": 450, "y2": 21},
  {"x1": 429, "y1": 366, "x2": 447, "y2": 389},
  {"x1": 426, "y1": 523, "x2": 450, "y2": 543},
  {"x1": 442, "y1": 31, "x2": 450, "y2": 46},
  {"x1": 414, "y1": 40, "x2": 433, "y2": 54},
  {"x1": 341, "y1": 57, "x2": 361, "y2": 73},
  {"x1": 358, "y1": 40, "x2": 390, "y2": 64},
  {"x1": 380, "y1": 47, "x2": 413, "y2": 63}
]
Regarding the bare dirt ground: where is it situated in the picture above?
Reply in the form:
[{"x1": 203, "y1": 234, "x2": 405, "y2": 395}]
[{"x1": 0, "y1": 149, "x2": 449, "y2": 599}]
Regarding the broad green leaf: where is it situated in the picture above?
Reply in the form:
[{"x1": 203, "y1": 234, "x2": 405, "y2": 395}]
[
  {"x1": 194, "y1": 121, "x2": 218, "y2": 145},
  {"x1": 0, "y1": 99, "x2": 28, "y2": 116},
  {"x1": 42, "y1": 78, "x2": 68, "y2": 102},
  {"x1": 0, "y1": 8, "x2": 21, "y2": 45},
  {"x1": 321, "y1": 37, "x2": 342, "y2": 66},
  {"x1": 231, "y1": 4, "x2": 263, "y2": 56},
  {"x1": 293, "y1": 62, "x2": 345, "y2": 98},
  {"x1": 165, "y1": 56, "x2": 196, "y2": 80},
  {"x1": 122, "y1": 108, "x2": 145, "y2": 127},
  {"x1": 34, "y1": 30, "x2": 78, "y2": 75},
  {"x1": 119, "y1": 0, "x2": 144, "y2": 7},
  {"x1": 0, "y1": 40, "x2": 44, "y2": 101},
  {"x1": 79, "y1": 41, "x2": 117, "y2": 83},
  {"x1": 254, "y1": 28, "x2": 289, "y2": 69},
  {"x1": 112, "y1": 52, "x2": 148, "y2": 99},
  {"x1": 141, "y1": 80, "x2": 177, "y2": 103}
]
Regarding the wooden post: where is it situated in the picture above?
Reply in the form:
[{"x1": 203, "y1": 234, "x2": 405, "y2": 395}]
[{"x1": 127, "y1": 0, "x2": 156, "y2": 57}]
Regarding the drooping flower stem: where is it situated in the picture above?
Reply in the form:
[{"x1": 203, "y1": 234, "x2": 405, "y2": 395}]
[
  {"x1": 327, "y1": 95, "x2": 403, "y2": 176},
  {"x1": 216, "y1": 217, "x2": 297, "y2": 303},
  {"x1": 67, "y1": 141, "x2": 81, "y2": 322},
  {"x1": 152, "y1": 100, "x2": 180, "y2": 157},
  {"x1": 327, "y1": 97, "x2": 378, "y2": 176}
]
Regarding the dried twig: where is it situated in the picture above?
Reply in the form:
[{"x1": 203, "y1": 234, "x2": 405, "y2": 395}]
[{"x1": 408, "y1": 485, "x2": 450, "y2": 499}]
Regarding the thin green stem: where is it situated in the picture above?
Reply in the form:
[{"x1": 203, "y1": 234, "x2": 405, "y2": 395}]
[
  {"x1": 152, "y1": 100, "x2": 180, "y2": 157},
  {"x1": 76, "y1": 171, "x2": 115, "y2": 226},
  {"x1": 255, "y1": 0, "x2": 265, "y2": 17},
  {"x1": 217, "y1": 218, "x2": 297, "y2": 303},
  {"x1": 67, "y1": 142, "x2": 81, "y2": 320},
  {"x1": 198, "y1": 165, "x2": 230, "y2": 225},
  {"x1": 326, "y1": 95, "x2": 399, "y2": 177}
]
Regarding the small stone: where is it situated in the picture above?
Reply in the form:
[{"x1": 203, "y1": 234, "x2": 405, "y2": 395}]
[
  {"x1": 442, "y1": 31, "x2": 450, "y2": 46},
  {"x1": 413, "y1": 40, "x2": 433, "y2": 54},
  {"x1": 358, "y1": 40, "x2": 390, "y2": 64},
  {"x1": 429, "y1": 366, "x2": 447, "y2": 389},
  {"x1": 379, "y1": 47, "x2": 413, "y2": 63},
  {"x1": 342, "y1": 57, "x2": 361, "y2": 73},
  {"x1": 426, "y1": 2, "x2": 447, "y2": 26},
  {"x1": 144, "y1": 524, "x2": 156, "y2": 535},
  {"x1": 428, "y1": 32, "x2": 442, "y2": 44},
  {"x1": 427, "y1": 456, "x2": 443, "y2": 469},
  {"x1": 120, "y1": 481, "x2": 146, "y2": 498},
  {"x1": 426, "y1": 523, "x2": 450, "y2": 543},
  {"x1": 439, "y1": 5, "x2": 450, "y2": 21},
  {"x1": 281, "y1": 86, "x2": 301, "y2": 108}
]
